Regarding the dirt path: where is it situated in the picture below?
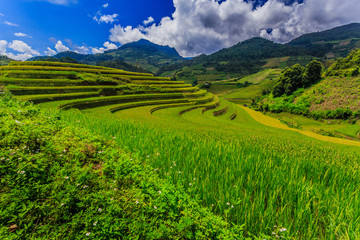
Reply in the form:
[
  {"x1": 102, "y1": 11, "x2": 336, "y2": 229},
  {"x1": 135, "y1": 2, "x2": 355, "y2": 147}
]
[{"x1": 239, "y1": 105, "x2": 360, "y2": 147}]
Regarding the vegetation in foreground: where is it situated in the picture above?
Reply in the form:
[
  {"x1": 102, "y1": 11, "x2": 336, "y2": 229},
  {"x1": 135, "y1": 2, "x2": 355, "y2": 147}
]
[
  {"x1": 0, "y1": 93, "x2": 245, "y2": 239},
  {"x1": 54, "y1": 98, "x2": 360, "y2": 239}
]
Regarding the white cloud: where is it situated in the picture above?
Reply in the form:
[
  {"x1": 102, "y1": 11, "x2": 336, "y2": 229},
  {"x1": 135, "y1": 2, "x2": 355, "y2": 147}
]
[
  {"x1": 44, "y1": 47, "x2": 57, "y2": 56},
  {"x1": 9, "y1": 40, "x2": 40, "y2": 56},
  {"x1": 6, "y1": 52, "x2": 34, "y2": 61},
  {"x1": 95, "y1": 14, "x2": 118, "y2": 24},
  {"x1": 0, "y1": 40, "x2": 40, "y2": 60},
  {"x1": 0, "y1": 13, "x2": 4, "y2": 17},
  {"x1": 103, "y1": 3, "x2": 109, "y2": 8},
  {"x1": 0, "y1": 40, "x2": 7, "y2": 54},
  {"x1": 109, "y1": 0, "x2": 360, "y2": 57},
  {"x1": 14, "y1": 32, "x2": 32, "y2": 38},
  {"x1": 91, "y1": 41, "x2": 118, "y2": 54},
  {"x1": 4, "y1": 21, "x2": 19, "y2": 27},
  {"x1": 74, "y1": 45, "x2": 89, "y2": 54},
  {"x1": 55, "y1": 40, "x2": 70, "y2": 52},
  {"x1": 143, "y1": 17, "x2": 154, "y2": 25},
  {"x1": 103, "y1": 41, "x2": 118, "y2": 50},
  {"x1": 110, "y1": 25, "x2": 147, "y2": 45}
]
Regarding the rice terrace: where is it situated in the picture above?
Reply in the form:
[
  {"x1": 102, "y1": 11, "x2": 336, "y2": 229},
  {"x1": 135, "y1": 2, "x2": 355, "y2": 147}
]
[{"x1": 1, "y1": 0, "x2": 360, "y2": 239}]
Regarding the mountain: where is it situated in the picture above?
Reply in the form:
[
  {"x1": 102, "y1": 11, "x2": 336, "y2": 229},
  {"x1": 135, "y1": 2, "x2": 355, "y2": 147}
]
[
  {"x1": 157, "y1": 37, "x2": 310, "y2": 80},
  {"x1": 159, "y1": 23, "x2": 360, "y2": 80},
  {"x1": 0, "y1": 55, "x2": 13, "y2": 66},
  {"x1": 30, "y1": 39, "x2": 184, "y2": 74},
  {"x1": 30, "y1": 52, "x2": 150, "y2": 73},
  {"x1": 102, "y1": 39, "x2": 184, "y2": 73},
  {"x1": 288, "y1": 23, "x2": 360, "y2": 58}
]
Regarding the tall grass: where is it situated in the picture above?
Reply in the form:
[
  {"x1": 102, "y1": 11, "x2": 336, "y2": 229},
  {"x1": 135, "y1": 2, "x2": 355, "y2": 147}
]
[{"x1": 59, "y1": 105, "x2": 360, "y2": 239}]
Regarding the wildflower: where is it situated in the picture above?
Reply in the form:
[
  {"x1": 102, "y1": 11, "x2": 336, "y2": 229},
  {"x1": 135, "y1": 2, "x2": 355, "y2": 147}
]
[
  {"x1": 211, "y1": 204, "x2": 214, "y2": 207},
  {"x1": 173, "y1": 163, "x2": 176, "y2": 166},
  {"x1": 227, "y1": 202, "x2": 230, "y2": 205},
  {"x1": 156, "y1": 152, "x2": 160, "y2": 156},
  {"x1": 135, "y1": 200, "x2": 139, "y2": 204},
  {"x1": 147, "y1": 155, "x2": 150, "y2": 158},
  {"x1": 93, "y1": 222, "x2": 97, "y2": 226},
  {"x1": 83, "y1": 185, "x2": 88, "y2": 189},
  {"x1": 170, "y1": 167, "x2": 172, "y2": 169},
  {"x1": 280, "y1": 228, "x2": 287, "y2": 232},
  {"x1": 114, "y1": 188, "x2": 118, "y2": 191},
  {"x1": 15, "y1": 120, "x2": 21, "y2": 124},
  {"x1": 64, "y1": 176, "x2": 69, "y2": 180},
  {"x1": 86, "y1": 232, "x2": 91, "y2": 236},
  {"x1": 231, "y1": 205, "x2": 234, "y2": 208},
  {"x1": 193, "y1": 178, "x2": 196, "y2": 180},
  {"x1": 189, "y1": 183, "x2": 192, "y2": 186},
  {"x1": 110, "y1": 198, "x2": 114, "y2": 201},
  {"x1": 178, "y1": 171, "x2": 181, "y2": 174},
  {"x1": 158, "y1": 191, "x2": 162, "y2": 194},
  {"x1": 98, "y1": 208, "x2": 102, "y2": 212},
  {"x1": 60, "y1": 203, "x2": 64, "y2": 206},
  {"x1": 154, "y1": 206, "x2": 157, "y2": 209},
  {"x1": 112, "y1": 137, "x2": 116, "y2": 139},
  {"x1": 272, "y1": 232, "x2": 276, "y2": 235},
  {"x1": 154, "y1": 168, "x2": 159, "y2": 171}
]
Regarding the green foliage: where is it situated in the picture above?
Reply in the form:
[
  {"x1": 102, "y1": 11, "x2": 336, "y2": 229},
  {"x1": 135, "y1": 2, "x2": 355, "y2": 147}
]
[
  {"x1": 326, "y1": 49, "x2": 360, "y2": 77},
  {"x1": 0, "y1": 94, "x2": 243, "y2": 239},
  {"x1": 273, "y1": 60, "x2": 322, "y2": 97},
  {"x1": 303, "y1": 60, "x2": 322, "y2": 87}
]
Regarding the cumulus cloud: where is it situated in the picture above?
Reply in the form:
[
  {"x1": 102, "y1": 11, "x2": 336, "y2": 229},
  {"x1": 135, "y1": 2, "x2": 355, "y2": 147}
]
[
  {"x1": 94, "y1": 14, "x2": 118, "y2": 24},
  {"x1": 0, "y1": 40, "x2": 7, "y2": 54},
  {"x1": 0, "y1": 40, "x2": 40, "y2": 60},
  {"x1": 44, "y1": 47, "x2": 57, "y2": 56},
  {"x1": 91, "y1": 41, "x2": 118, "y2": 54},
  {"x1": 143, "y1": 17, "x2": 154, "y2": 25},
  {"x1": 9, "y1": 40, "x2": 40, "y2": 56},
  {"x1": 14, "y1": 32, "x2": 32, "y2": 38},
  {"x1": 109, "y1": 0, "x2": 360, "y2": 57},
  {"x1": 74, "y1": 45, "x2": 89, "y2": 54},
  {"x1": 4, "y1": 21, "x2": 19, "y2": 27},
  {"x1": 93, "y1": 3, "x2": 118, "y2": 24},
  {"x1": 55, "y1": 40, "x2": 70, "y2": 52}
]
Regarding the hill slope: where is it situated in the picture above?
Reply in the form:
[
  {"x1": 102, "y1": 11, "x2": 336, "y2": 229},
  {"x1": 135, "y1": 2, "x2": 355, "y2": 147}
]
[{"x1": 289, "y1": 23, "x2": 360, "y2": 58}]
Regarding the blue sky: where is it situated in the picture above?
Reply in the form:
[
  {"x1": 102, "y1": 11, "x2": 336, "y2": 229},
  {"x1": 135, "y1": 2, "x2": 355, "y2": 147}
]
[{"x1": 1, "y1": 0, "x2": 360, "y2": 60}]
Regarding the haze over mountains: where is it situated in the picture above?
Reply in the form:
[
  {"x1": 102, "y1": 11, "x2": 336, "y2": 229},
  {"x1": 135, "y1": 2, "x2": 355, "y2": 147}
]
[{"x1": 2, "y1": 23, "x2": 360, "y2": 77}]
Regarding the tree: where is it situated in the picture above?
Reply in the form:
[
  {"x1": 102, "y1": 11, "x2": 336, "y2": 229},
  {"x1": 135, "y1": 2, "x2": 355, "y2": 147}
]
[{"x1": 303, "y1": 60, "x2": 322, "y2": 87}]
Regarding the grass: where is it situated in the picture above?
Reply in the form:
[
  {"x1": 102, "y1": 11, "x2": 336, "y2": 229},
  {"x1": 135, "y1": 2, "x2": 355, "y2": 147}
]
[
  {"x1": 50, "y1": 97, "x2": 360, "y2": 239},
  {"x1": 0, "y1": 93, "x2": 243, "y2": 239}
]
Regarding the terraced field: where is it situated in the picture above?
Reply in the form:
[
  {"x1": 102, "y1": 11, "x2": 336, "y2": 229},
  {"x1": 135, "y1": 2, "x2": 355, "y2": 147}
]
[
  {"x1": 0, "y1": 61, "x2": 218, "y2": 114},
  {"x1": 3, "y1": 61, "x2": 360, "y2": 239}
]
